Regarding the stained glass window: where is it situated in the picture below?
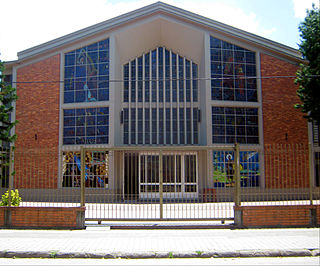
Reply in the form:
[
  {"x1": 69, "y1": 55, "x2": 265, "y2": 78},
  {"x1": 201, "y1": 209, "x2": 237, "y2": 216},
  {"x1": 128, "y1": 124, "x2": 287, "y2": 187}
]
[
  {"x1": 213, "y1": 151, "x2": 260, "y2": 187},
  {"x1": 64, "y1": 39, "x2": 109, "y2": 103},
  {"x1": 63, "y1": 107, "x2": 109, "y2": 145},
  {"x1": 212, "y1": 107, "x2": 259, "y2": 144},
  {"x1": 62, "y1": 151, "x2": 109, "y2": 188},
  {"x1": 210, "y1": 36, "x2": 257, "y2": 102},
  {"x1": 123, "y1": 107, "x2": 198, "y2": 145}
]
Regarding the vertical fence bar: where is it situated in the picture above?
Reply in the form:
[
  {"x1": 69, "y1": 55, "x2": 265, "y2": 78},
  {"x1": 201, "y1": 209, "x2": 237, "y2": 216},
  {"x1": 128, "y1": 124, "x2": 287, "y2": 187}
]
[
  {"x1": 308, "y1": 143, "x2": 314, "y2": 205},
  {"x1": 8, "y1": 146, "x2": 14, "y2": 207},
  {"x1": 80, "y1": 147, "x2": 85, "y2": 207},
  {"x1": 159, "y1": 150, "x2": 163, "y2": 219},
  {"x1": 234, "y1": 143, "x2": 241, "y2": 207}
]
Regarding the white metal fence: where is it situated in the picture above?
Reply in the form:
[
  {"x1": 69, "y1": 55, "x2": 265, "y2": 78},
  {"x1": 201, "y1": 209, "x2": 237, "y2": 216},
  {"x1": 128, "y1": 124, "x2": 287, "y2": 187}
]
[{"x1": 0, "y1": 144, "x2": 319, "y2": 222}]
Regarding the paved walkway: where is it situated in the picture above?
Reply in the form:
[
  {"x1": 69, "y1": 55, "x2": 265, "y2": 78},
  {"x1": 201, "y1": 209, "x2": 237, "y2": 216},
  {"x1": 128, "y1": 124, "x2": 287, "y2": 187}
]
[{"x1": 0, "y1": 226, "x2": 319, "y2": 259}]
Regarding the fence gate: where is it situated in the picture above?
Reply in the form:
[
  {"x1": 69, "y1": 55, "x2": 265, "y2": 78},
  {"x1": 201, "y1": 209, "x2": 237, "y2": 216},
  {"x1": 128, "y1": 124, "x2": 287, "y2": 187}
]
[{"x1": 80, "y1": 147, "x2": 237, "y2": 224}]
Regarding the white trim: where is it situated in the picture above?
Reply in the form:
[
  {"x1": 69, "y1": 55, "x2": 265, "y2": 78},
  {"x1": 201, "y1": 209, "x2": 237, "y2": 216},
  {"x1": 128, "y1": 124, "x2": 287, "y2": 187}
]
[
  {"x1": 203, "y1": 32, "x2": 211, "y2": 146},
  {"x1": 109, "y1": 34, "x2": 116, "y2": 147},
  {"x1": 210, "y1": 101, "x2": 260, "y2": 108},
  {"x1": 62, "y1": 101, "x2": 111, "y2": 110},
  {"x1": 256, "y1": 51, "x2": 265, "y2": 187},
  {"x1": 61, "y1": 144, "x2": 112, "y2": 152},
  {"x1": 58, "y1": 52, "x2": 65, "y2": 188}
]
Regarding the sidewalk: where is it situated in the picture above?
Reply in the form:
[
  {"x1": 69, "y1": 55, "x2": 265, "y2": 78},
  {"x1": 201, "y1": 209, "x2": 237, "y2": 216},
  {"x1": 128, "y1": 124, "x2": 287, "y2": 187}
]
[{"x1": 0, "y1": 226, "x2": 319, "y2": 259}]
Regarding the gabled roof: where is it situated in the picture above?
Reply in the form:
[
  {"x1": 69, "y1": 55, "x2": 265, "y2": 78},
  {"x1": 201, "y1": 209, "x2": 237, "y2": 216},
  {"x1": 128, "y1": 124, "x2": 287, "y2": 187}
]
[{"x1": 17, "y1": 1, "x2": 302, "y2": 62}]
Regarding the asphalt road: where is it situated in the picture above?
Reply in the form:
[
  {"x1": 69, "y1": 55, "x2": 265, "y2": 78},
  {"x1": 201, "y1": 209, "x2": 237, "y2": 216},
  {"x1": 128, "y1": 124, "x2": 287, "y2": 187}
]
[{"x1": 0, "y1": 257, "x2": 319, "y2": 265}]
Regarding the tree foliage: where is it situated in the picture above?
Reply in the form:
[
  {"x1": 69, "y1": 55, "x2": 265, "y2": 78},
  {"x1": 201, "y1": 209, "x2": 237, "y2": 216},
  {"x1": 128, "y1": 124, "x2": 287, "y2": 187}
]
[
  {"x1": 0, "y1": 189, "x2": 21, "y2": 206},
  {"x1": 295, "y1": 4, "x2": 320, "y2": 124},
  {"x1": 0, "y1": 60, "x2": 18, "y2": 144}
]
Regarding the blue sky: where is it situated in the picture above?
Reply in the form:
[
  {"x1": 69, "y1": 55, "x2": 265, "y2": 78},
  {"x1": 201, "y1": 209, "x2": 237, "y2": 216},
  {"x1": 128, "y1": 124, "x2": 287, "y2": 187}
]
[{"x1": 0, "y1": 0, "x2": 318, "y2": 61}]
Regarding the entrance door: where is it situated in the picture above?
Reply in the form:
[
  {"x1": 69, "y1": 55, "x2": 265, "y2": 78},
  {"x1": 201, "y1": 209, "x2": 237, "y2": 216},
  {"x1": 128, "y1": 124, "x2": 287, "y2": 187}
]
[
  {"x1": 123, "y1": 153, "x2": 139, "y2": 200},
  {"x1": 139, "y1": 154, "x2": 160, "y2": 199},
  {"x1": 184, "y1": 154, "x2": 198, "y2": 196},
  {"x1": 139, "y1": 152, "x2": 198, "y2": 199},
  {"x1": 162, "y1": 154, "x2": 182, "y2": 197}
]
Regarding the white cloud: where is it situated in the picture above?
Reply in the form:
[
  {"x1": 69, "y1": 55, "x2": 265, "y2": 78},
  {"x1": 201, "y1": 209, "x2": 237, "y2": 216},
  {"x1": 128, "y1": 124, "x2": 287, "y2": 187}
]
[
  {"x1": 261, "y1": 27, "x2": 277, "y2": 37},
  {"x1": 0, "y1": 0, "x2": 277, "y2": 61},
  {"x1": 292, "y1": 0, "x2": 319, "y2": 19},
  {"x1": 165, "y1": 0, "x2": 277, "y2": 41}
]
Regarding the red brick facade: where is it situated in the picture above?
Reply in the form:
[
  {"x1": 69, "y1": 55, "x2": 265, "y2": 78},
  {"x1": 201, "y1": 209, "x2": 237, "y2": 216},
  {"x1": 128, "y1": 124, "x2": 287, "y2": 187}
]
[
  {"x1": 15, "y1": 54, "x2": 60, "y2": 149},
  {"x1": 15, "y1": 54, "x2": 60, "y2": 188},
  {"x1": 260, "y1": 53, "x2": 309, "y2": 188},
  {"x1": 13, "y1": 149, "x2": 59, "y2": 188},
  {"x1": 260, "y1": 53, "x2": 308, "y2": 145}
]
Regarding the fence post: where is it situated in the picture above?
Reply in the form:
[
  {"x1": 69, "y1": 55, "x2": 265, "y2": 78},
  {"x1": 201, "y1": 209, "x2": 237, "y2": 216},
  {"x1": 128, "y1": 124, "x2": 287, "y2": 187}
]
[
  {"x1": 308, "y1": 143, "x2": 314, "y2": 205},
  {"x1": 159, "y1": 150, "x2": 163, "y2": 220},
  {"x1": 80, "y1": 147, "x2": 85, "y2": 207},
  {"x1": 234, "y1": 143, "x2": 241, "y2": 207}
]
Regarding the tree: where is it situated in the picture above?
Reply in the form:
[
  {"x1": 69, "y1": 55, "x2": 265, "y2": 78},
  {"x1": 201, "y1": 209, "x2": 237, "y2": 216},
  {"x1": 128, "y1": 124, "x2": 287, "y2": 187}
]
[
  {"x1": 0, "y1": 60, "x2": 18, "y2": 189},
  {"x1": 295, "y1": 4, "x2": 320, "y2": 124},
  {"x1": 0, "y1": 60, "x2": 18, "y2": 144}
]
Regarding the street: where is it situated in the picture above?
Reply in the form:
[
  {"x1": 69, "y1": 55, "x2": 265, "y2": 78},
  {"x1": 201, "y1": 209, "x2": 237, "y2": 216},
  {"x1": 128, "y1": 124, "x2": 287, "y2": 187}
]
[{"x1": 0, "y1": 257, "x2": 319, "y2": 265}]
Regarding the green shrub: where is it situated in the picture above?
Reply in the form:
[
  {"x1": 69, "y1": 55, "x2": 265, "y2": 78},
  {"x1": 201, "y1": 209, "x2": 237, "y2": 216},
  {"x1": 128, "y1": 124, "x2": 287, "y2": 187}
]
[{"x1": 0, "y1": 189, "x2": 22, "y2": 206}]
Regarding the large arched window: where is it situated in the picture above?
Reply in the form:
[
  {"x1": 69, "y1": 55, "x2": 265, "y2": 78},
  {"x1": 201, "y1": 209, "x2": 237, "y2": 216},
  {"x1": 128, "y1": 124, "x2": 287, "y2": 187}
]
[{"x1": 122, "y1": 47, "x2": 199, "y2": 145}]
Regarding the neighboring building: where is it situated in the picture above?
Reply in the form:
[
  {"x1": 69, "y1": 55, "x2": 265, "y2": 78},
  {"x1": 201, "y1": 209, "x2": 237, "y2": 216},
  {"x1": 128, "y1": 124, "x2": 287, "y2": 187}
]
[{"x1": 3, "y1": 2, "x2": 318, "y2": 200}]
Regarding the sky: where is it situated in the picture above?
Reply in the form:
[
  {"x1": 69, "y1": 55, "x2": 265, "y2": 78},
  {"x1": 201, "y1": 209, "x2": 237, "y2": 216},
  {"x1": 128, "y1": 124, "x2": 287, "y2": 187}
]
[{"x1": 0, "y1": 0, "x2": 319, "y2": 62}]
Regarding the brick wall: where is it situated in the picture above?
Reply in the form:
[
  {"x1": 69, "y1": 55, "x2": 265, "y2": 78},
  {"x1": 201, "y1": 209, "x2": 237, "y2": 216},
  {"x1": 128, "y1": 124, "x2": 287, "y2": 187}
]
[
  {"x1": 235, "y1": 205, "x2": 320, "y2": 228},
  {"x1": 15, "y1": 54, "x2": 60, "y2": 188},
  {"x1": 260, "y1": 53, "x2": 308, "y2": 144},
  {"x1": 13, "y1": 149, "x2": 59, "y2": 189},
  {"x1": 0, "y1": 207, "x2": 85, "y2": 229},
  {"x1": 0, "y1": 208, "x2": 4, "y2": 227},
  {"x1": 260, "y1": 54, "x2": 309, "y2": 188},
  {"x1": 264, "y1": 144, "x2": 309, "y2": 188}
]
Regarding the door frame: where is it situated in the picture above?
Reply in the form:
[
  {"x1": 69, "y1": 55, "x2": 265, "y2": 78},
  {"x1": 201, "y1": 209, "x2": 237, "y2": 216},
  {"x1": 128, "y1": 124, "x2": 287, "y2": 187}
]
[{"x1": 137, "y1": 151, "x2": 198, "y2": 199}]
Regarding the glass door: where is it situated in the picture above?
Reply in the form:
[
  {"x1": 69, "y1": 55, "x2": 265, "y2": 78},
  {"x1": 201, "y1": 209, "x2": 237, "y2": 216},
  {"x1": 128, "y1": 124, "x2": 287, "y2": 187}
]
[
  {"x1": 139, "y1": 152, "x2": 198, "y2": 199},
  {"x1": 184, "y1": 154, "x2": 198, "y2": 197},
  {"x1": 139, "y1": 154, "x2": 159, "y2": 199},
  {"x1": 163, "y1": 154, "x2": 182, "y2": 197}
]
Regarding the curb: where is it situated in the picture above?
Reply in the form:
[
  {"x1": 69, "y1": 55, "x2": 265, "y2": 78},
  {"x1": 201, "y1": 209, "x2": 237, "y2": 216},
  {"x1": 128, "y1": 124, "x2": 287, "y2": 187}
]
[{"x1": 0, "y1": 249, "x2": 319, "y2": 259}]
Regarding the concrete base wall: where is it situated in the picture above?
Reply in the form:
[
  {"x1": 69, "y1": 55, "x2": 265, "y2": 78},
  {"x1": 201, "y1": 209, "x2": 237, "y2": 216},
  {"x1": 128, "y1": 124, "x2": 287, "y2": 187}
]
[
  {"x1": 234, "y1": 205, "x2": 320, "y2": 228},
  {"x1": 0, "y1": 207, "x2": 85, "y2": 229}
]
